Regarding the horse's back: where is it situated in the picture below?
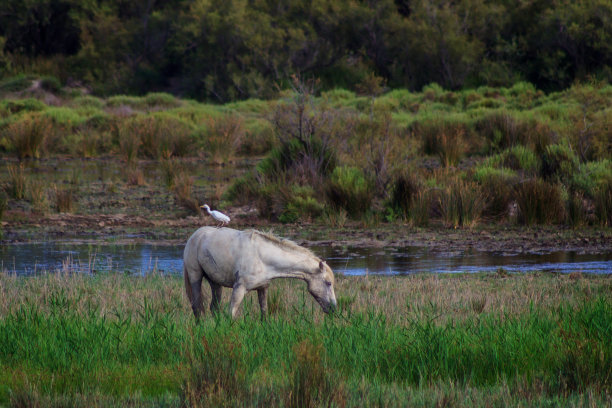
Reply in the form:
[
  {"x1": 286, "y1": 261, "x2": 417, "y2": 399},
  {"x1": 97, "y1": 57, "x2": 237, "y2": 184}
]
[{"x1": 184, "y1": 227, "x2": 250, "y2": 287}]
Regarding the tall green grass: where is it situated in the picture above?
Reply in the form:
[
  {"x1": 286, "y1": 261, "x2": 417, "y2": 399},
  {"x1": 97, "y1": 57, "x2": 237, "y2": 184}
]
[{"x1": 0, "y1": 272, "x2": 609, "y2": 407}]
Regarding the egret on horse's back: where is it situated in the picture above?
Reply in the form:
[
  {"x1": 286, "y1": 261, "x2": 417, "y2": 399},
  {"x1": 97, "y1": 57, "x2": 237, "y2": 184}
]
[{"x1": 200, "y1": 204, "x2": 230, "y2": 227}]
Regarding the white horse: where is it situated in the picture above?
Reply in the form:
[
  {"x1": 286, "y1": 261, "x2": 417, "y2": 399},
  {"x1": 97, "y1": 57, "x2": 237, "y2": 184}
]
[{"x1": 183, "y1": 227, "x2": 337, "y2": 319}]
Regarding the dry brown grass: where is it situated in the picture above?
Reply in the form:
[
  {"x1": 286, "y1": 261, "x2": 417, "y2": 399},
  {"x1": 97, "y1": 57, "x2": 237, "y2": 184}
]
[{"x1": 1, "y1": 271, "x2": 608, "y2": 327}]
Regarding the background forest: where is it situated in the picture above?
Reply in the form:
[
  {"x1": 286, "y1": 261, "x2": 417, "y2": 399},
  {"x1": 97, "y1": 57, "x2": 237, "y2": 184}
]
[{"x1": 1, "y1": 0, "x2": 611, "y2": 101}]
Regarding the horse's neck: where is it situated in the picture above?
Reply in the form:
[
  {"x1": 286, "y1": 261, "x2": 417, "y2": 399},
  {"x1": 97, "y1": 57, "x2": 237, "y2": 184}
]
[{"x1": 257, "y1": 238, "x2": 316, "y2": 280}]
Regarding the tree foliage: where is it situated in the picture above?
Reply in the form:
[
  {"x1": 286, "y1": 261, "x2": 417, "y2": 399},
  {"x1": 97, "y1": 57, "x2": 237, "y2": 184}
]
[{"x1": 1, "y1": 0, "x2": 610, "y2": 99}]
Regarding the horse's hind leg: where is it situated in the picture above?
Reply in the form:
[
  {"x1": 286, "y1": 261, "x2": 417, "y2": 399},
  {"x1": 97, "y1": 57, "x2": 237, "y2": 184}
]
[
  {"x1": 190, "y1": 277, "x2": 205, "y2": 320},
  {"x1": 257, "y1": 287, "x2": 268, "y2": 320},
  {"x1": 209, "y1": 282, "x2": 223, "y2": 314}
]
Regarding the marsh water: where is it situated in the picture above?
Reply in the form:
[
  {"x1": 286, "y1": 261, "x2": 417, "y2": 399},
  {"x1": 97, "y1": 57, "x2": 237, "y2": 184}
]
[{"x1": 1, "y1": 242, "x2": 611, "y2": 276}]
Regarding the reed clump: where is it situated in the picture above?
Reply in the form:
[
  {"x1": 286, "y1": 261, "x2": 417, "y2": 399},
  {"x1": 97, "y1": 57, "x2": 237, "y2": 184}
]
[
  {"x1": 438, "y1": 177, "x2": 485, "y2": 228},
  {"x1": 202, "y1": 114, "x2": 245, "y2": 163},
  {"x1": 515, "y1": 179, "x2": 565, "y2": 225},
  {"x1": 54, "y1": 185, "x2": 75, "y2": 213},
  {"x1": 3, "y1": 113, "x2": 53, "y2": 159},
  {"x1": 473, "y1": 166, "x2": 518, "y2": 219},
  {"x1": 172, "y1": 172, "x2": 199, "y2": 214},
  {"x1": 6, "y1": 163, "x2": 27, "y2": 199},
  {"x1": 417, "y1": 119, "x2": 468, "y2": 167}
]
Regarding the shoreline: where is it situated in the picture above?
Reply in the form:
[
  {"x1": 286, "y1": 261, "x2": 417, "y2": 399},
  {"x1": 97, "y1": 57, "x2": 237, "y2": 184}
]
[{"x1": 3, "y1": 213, "x2": 610, "y2": 255}]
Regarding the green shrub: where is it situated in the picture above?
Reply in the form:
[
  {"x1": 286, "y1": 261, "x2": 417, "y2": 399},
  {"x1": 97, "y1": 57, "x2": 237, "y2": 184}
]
[
  {"x1": 105, "y1": 95, "x2": 140, "y2": 108},
  {"x1": 1, "y1": 98, "x2": 47, "y2": 114},
  {"x1": 279, "y1": 185, "x2": 324, "y2": 223},
  {"x1": 40, "y1": 76, "x2": 62, "y2": 93},
  {"x1": 474, "y1": 111, "x2": 521, "y2": 151},
  {"x1": 321, "y1": 88, "x2": 356, "y2": 102},
  {"x1": 0, "y1": 75, "x2": 33, "y2": 93},
  {"x1": 71, "y1": 95, "x2": 105, "y2": 109},
  {"x1": 240, "y1": 119, "x2": 275, "y2": 155},
  {"x1": 515, "y1": 179, "x2": 565, "y2": 225},
  {"x1": 541, "y1": 143, "x2": 579, "y2": 183},
  {"x1": 326, "y1": 166, "x2": 373, "y2": 218},
  {"x1": 225, "y1": 172, "x2": 260, "y2": 206},
  {"x1": 257, "y1": 137, "x2": 337, "y2": 187},
  {"x1": 485, "y1": 145, "x2": 540, "y2": 175},
  {"x1": 587, "y1": 108, "x2": 612, "y2": 161},
  {"x1": 473, "y1": 166, "x2": 519, "y2": 218},
  {"x1": 142, "y1": 92, "x2": 182, "y2": 109},
  {"x1": 570, "y1": 159, "x2": 612, "y2": 198}
]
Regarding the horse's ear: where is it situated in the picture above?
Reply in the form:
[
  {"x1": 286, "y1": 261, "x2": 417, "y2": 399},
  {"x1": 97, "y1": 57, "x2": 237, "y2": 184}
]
[{"x1": 319, "y1": 261, "x2": 325, "y2": 273}]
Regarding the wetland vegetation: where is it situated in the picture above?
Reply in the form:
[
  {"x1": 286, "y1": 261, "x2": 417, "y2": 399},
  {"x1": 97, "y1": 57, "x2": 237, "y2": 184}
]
[
  {"x1": 1, "y1": 77, "x2": 610, "y2": 241},
  {"x1": 0, "y1": 270, "x2": 610, "y2": 407},
  {"x1": 1, "y1": 2, "x2": 611, "y2": 405}
]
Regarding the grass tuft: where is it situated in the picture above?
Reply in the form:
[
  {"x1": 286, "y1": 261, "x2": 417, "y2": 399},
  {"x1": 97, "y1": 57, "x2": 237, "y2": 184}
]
[
  {"x1": 6, "y1": 163, "x2": 27, "y2": 199},
  {"x1": 4, "y1": 114, "x2": 53, "y2": 159},
  {"x1": 515, "y1": 179, "x2": 565, "y2": 225},
  {"x1": 438, "y1": 177, "x2": 485, "y2": 228}
]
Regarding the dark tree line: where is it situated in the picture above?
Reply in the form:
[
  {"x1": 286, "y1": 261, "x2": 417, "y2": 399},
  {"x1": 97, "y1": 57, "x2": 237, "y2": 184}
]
[{"x1": 1, "y1": 0, "x2": 610, "y2": 101}]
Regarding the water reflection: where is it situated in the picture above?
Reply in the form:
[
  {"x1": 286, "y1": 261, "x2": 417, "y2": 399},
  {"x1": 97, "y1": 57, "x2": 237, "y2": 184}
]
[{"x1": 1, "y1": 242, "x2": 610, "y2": 276}]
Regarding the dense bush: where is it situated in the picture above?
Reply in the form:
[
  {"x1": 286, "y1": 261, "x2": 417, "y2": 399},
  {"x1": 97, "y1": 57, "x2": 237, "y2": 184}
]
[
  {"x1": 541, "y1": 143, "x2": 580, "y2": 183},
  {"x1": 326, "y1": 166, "x2": 373, "y2": 219}
]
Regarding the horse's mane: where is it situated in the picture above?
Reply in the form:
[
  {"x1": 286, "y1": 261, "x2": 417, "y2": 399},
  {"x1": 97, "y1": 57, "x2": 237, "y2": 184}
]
[{"x1": 247, "y1": 230, "x2": 318, "y2": 259}]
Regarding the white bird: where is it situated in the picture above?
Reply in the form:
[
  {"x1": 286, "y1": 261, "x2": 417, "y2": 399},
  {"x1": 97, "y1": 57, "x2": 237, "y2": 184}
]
[{"x1": 200, "y1": 204, "x2": 230, "y2": 227}]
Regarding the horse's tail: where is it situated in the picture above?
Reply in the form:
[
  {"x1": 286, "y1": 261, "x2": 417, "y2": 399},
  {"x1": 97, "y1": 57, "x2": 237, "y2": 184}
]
[{"x1": 184, "y1": 264, "x2": 193, "y2": 305}]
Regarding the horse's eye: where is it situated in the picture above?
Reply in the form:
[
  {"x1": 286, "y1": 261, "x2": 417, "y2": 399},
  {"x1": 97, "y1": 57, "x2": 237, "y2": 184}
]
[{"x1": 325, "y1": 281, "x2": 332, "y2": 287}]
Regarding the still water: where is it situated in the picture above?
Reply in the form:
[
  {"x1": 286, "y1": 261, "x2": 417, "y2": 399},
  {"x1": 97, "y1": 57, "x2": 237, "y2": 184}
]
[{"x1": 1, "y1": 242, "x2": 610, "y2": 276}]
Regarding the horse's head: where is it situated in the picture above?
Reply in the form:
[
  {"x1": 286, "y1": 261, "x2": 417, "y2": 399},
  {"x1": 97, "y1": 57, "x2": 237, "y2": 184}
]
[{"x1": 307, "y1": 261, "x2": 337, "y2": 313}]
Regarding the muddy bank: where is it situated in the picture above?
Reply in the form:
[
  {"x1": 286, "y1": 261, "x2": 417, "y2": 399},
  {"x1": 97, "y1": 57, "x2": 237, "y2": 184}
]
[{"x1": 2, "y1": 210, "x2": 610, "y2": 255}]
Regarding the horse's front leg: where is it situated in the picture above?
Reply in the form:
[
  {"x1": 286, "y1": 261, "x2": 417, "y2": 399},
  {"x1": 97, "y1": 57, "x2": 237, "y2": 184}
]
[
  {"x1": 209, "y1": 282, "x2": 222, "y2": 314},
  {"x1": 229, "y1": 283, "x2": 247, "y2": 318},
  {"x1": 257, "y1": 287, "x2": 268, "y2": 320}
]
